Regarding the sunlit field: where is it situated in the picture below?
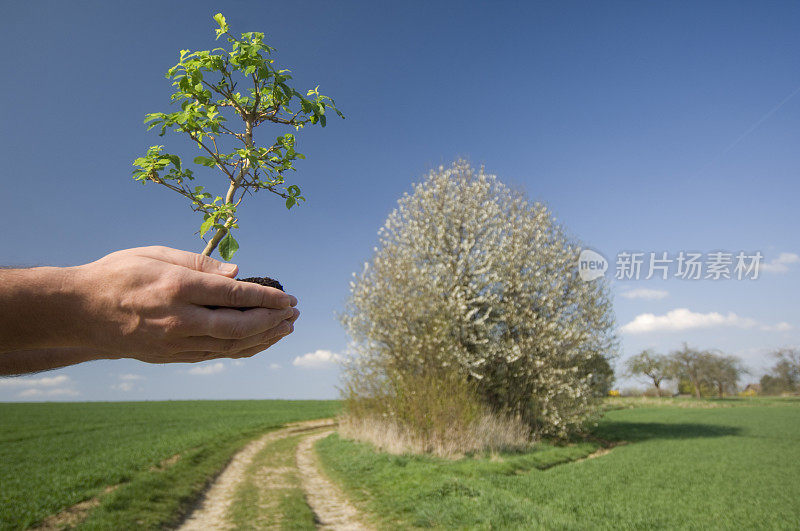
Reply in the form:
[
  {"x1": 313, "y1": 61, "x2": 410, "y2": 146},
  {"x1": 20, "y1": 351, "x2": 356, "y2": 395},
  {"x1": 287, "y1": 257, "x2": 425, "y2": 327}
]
[
  {"x1": 0, "y1": 400, "x2": 339, "y2": 529},
  {"x1": 317, "y1": 397, "x2": 800, "y2": 529}
]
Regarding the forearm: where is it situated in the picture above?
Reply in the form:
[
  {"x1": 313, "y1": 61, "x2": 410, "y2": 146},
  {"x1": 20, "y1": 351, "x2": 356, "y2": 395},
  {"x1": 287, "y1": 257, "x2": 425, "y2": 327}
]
[
  {"x1": 0, "y1": 266, "x2": 84, "y2": 353},
  {"x1": 0, "y1": 347, "x2": 107, "y2": 376}
]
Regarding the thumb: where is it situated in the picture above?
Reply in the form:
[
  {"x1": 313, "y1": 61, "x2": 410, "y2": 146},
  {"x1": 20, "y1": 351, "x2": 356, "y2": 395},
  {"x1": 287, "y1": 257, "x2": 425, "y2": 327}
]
[{"x1": 141, "y1": 246, "x2": 239, "y2": 277}]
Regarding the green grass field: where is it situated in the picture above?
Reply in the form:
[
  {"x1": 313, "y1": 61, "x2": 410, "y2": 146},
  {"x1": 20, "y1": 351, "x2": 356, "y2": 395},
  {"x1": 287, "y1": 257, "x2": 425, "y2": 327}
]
[
  {"x1": 3, "y1": 398, "x2": 799, "y2": 530},
  {"x1": 317, "y1": 398, "x2": 800, "y2": 529},
  {"x1": 0, "y1": 400, "x2": 339, "y2": 530}
]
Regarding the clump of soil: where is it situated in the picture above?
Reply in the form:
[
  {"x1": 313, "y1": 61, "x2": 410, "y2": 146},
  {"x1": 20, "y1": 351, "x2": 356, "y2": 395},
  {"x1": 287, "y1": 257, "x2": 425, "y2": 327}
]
[
  {"x1": 238, "y1": 276, "x2": 284, "y2": 291},
  {"x1": 206, "y1": 276, "x2": 284, "y2": 310}
]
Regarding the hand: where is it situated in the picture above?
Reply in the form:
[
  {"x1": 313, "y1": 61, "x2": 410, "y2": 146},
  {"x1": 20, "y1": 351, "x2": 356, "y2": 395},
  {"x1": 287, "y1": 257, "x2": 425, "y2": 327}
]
[{"x1": 71, "y1": 246, "x2": 299, "y2": 363}]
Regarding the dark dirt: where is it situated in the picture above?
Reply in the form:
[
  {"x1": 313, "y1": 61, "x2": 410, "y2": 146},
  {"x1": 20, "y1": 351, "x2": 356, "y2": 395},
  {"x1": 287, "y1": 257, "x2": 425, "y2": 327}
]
[
  {"x1": 206, "y1": 276, "x2": 284, "y2": 310},
  {"x1": 237, "y1": 276, "x2": 284, "y2": 291}
]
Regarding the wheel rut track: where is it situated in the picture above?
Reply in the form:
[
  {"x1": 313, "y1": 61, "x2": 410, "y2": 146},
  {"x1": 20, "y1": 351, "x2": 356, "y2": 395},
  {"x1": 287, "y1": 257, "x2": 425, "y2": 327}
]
[{"x1": 178, "y1": 419, "x2": 371, "y2": 530}]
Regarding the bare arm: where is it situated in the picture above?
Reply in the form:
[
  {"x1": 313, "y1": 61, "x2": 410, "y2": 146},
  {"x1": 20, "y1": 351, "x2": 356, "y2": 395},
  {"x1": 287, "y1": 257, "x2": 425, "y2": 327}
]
[
  {"x1": 0, "y1": 347, "x2": 107, "y2": 376},
  {"x1": 0, "y1": 246, "x2": 299, "y2": 376},
  {"x1": 0, "y1": 266, "x2": 85, "y2": 353}
]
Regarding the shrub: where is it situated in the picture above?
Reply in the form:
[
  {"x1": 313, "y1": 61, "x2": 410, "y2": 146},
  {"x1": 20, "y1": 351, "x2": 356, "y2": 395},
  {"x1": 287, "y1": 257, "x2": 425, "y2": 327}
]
[{"x1": 339, "y1": 366, "x2": 530, "y2": 457}]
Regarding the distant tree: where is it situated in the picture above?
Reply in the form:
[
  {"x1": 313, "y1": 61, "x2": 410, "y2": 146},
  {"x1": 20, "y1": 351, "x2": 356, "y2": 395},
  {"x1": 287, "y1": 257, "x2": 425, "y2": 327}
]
[
  {"x1": 703, "y1": 353, "x2": 745, "y2": 398},
  {"x1": 760, "y1": 375, "x2": 784, "y2": 395},
  {"x1": 669, "y1": 344, "x2": 712, "y2": 399},
  {"x1": 760, "y1": 348, "x2": 800, "y2": 395},
  {"x1": 676, "y1": 377, "x2": 695, "y2": 396},
  {"x1": 625, "y1": 350, "x2": 671, "y2": 397}
]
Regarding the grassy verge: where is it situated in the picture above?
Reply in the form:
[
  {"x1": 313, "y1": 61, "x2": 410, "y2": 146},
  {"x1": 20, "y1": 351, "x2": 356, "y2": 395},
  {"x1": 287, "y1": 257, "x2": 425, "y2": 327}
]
[
  {"x1": 0, "y1": 400, "x2": 339, "y2": 530},
  {"x1": 316, "y1": 435, "x2": 602, "y2": 529},
  {"x1": 317, "y1": 398, "x2": 800, "y2": 529}
]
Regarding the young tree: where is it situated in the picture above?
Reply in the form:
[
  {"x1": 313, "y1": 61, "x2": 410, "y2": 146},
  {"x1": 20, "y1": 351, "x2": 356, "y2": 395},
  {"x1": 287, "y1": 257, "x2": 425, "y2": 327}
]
[
  {"x1": 625, "y1": 349, "x2": 670, "y2": 397},
  {"x1": 132, "y1": 13, "x2": 343, "y2": 261},
  {"x1": 341, "y1": 161, "x2": 617, "y2": 439}
]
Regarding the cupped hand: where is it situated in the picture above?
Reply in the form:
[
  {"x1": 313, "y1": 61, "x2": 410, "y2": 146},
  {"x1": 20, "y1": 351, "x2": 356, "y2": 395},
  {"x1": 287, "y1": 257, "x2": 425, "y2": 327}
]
[{"x1": 72, "y1": 246, "x2": 299, "y2": 363}]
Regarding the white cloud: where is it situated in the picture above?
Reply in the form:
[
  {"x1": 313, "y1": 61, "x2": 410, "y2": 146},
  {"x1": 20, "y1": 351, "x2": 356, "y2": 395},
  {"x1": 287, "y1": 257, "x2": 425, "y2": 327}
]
[
  {"x1": 621, "y1": 309, "x2": 793, "y2": 335},
  {"x1": 188, "y1": 362, "x2": 225, "y2": 375},
  {"x1": 232, "y1": 360, "x2": 245, "y2": 367},
  {"x1": 17, "y1": 387, "x2": 79, "y2": 398},
  {"x1": 292, "y1": 349, "x2": 342, "y2": 368},
  {"x1": 761, "y1": 252, "x2": 800, "y2": 274},
  {"x1": 0, "y1": 374, "x2": 70, "y2": 388},
  {"x1": 621, "y1": 308, "x2": 758, "y2": 334},
  {"x1": 760, "y1": 322, "x2": 793, "y2": 332},
  {"x1": 111, "y1": 382, "x2": 135, "y2": 392},
  {"x1": 619, "y1": 288, "x2": 668, "y2": 300},
  {"x1": 119, "y1": 374, "x2": 143, "y2": 381},
  {"x1": 1, "y1": 375, "x2": 79, "y2": 399},
  {"x1": 268, "y1": 363, "x2": 282, "y2": 370}
]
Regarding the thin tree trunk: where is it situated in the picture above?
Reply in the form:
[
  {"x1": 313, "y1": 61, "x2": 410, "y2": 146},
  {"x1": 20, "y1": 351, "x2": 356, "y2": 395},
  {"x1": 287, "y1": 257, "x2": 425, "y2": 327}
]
[{"x1": 201, "y1": 118, "x2": 254, "y2": 257}]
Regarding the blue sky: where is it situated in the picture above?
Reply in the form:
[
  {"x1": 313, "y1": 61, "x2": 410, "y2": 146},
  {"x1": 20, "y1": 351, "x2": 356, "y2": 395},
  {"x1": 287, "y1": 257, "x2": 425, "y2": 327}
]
[{"x1": 1, "y1": 0, "x2": 797, "y2": 401}]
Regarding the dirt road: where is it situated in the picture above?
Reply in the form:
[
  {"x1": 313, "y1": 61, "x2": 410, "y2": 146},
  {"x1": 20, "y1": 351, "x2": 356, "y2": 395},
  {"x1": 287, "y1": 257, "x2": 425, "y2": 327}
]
[{"x1": 178, "y1": 419, "x2": 371, "y2": 530}]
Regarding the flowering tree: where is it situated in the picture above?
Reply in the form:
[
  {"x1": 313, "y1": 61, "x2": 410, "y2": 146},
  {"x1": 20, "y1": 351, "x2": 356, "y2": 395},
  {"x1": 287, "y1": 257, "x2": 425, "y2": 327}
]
[{"x1": 341, "y1": 161, "x2": 616, "y2": 438}]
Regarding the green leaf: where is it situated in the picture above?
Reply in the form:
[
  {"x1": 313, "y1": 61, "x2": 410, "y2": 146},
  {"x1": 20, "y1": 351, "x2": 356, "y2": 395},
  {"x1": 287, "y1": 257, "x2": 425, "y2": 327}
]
[
  {"x1": 193, "y1": 155, "x2": 217, "y2": 167},
  {"x1": 200, "y1": 217, "x2": 214, "y2": 237},
  {"x1": 219, "y1": 232, "x2": 239, "y2": 261},
  {"x1": 279, "y1": 83, "x2": 293, "y2": 99},
  {"x1": 285, "y1": 197, "x2": 296, "y2": 209},
  {"x1": 166, "y1": 154, "x2": 181, "y2": 170}
]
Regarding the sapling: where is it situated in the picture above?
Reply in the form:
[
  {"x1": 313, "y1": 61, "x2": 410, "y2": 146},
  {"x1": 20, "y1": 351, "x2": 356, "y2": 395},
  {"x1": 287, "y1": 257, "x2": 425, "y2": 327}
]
[{"x1": 132, "y1": 12, "x2": 343, "y2": 280}]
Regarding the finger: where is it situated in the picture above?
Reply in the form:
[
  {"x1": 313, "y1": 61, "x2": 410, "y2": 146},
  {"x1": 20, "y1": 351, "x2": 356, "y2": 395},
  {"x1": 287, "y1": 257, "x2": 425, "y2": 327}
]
[
  {"x1": 133, "y1": 352, "x2": 217, "y2": 364},
  {"x1": 228, "y1": 337, "x2": 285, "y2": 359},
  {"x1": 176, "y1": 333, "x2": 288, "y2": 363},
  {"x1": 139, "y1": 245, "x2": 239, "y2": 277},
  {"x1": 216, "y1": 333, "x2": 289, "y2": 360},
  {"x1": 182, "y1": 273, "x2": 296, "y2": 309},
  {"x1": 183, "y1": 306, "x2": 296, "y2": 339},
  {"x1": 179, "y1": 319, "x2": 294, "y2": 353}
]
